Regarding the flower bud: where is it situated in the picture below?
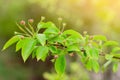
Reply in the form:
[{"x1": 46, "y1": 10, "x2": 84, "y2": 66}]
[
  {"x1": 54, "y1": 55, "x2": 58, "y2": 59},
  {"x1": 20, "y1": 20, "x2": 25, "y2": 25},
  {"x1": 20, "y1": 36, "x2": 24, "y2": 39},
  {"x1": 69, "y1": 53, "x2": 74, "y2": 57},
  {"x1": 58, "y1": 31, "x2": 61, "y2": 35},
  {"x1": 89, "y1": 35, "x2": 94, "y2": 40},
  {"x1": 83, "y1": 31, "x2": 87, "y2": 35},
  {"x1": 28, "y1": 19, "x2": 34, "y2": 23}
]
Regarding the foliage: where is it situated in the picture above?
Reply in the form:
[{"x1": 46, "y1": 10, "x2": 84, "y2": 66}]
[
  {"x1": 43, "y1": 62, "x2": 90, "y2": 80},
  {"x1": 2, "y1": 17, "x2": 120, "y2": 78}
]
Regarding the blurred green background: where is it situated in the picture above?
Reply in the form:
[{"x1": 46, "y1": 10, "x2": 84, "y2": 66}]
[{"x1": 1, "y1": 0, "x2": 120, "y2": 80}]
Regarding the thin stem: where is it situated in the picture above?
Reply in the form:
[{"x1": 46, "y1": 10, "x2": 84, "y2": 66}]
[
  {"x1": 16, "y1": 23, "x2": 28, "y2": 35},
  {"x1": 24, "y1": 25, "x2": 33, "y2": 36},
  {"x1": 58, "y1": 18, "x2": 62, "y2": 30},
  {"x1": 61, "y1": 23, "x2": 66, "y2": 32},
  {"x1": 14, "y1": 31, "x2": 31, "y2": 37},
  {"x1": 28, "y1": 22, "x2": 35, "y2": 33}
]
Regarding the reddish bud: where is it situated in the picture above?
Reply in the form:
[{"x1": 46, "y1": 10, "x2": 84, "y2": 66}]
[
  {"x1": 20, "y1": 20, "x2": 25, "y2": 25},
  {"x1": 28, "y1": 19, "x2": 34, "y2": 23},
  {"x1": 89, "y1": 35, "x2": 94, "y2": 40},
  {"x1": 69, "y1": 53, "x2": 74, "y2": 57},
  {"x1": 58, "y1": 32, "x2": 61, "y2": 35},
  {"x1": 20, "y1": 36, "x2": 24, "y2": 39},
  {"x1": 54, "y1": 55, "x2": 58, "y2": 59}
]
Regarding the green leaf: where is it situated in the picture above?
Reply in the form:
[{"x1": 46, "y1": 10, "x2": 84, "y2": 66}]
[
  {"x1": 16, "y1": 39, "x2": 23, "y2": 52},
  {"x1": 63, "y1": 29, "x2": 83, "y2": 39},
  {"x1": 92, "y1": 60, "x2": 100, "y2": 73},
  {"x1": 112, "y1": 54, "x2": 120, "y2": 58},
  {"x1": 86, "y1": 59, "x2": 92, "y2": 71},
  {"x1": 93, "y1": 35, "x2": 107, "y2": 41},
  {"x1": 36, "y1": 34, "x2": 46, "y2": 46},
  {"x1": 55, "y1": 55, "x2": 66, "y2": 75},
  {"x1": 113, "y1": 63, "x2": 118, "y2": 72},
  {"x1": 22, "y1": 38, "x2": 36, "y2": 62},
  {"x1": 32, "y1": 46, "x2": 38, "y2": 59},
  {"x1": 67, "y1": 45, "x2": 80, "y2": 52},
  {"x1": 37, "y1": 22, "x2": 45, "y2": 30},
  {"x1": 36, "y1": 46, "x2": 49, "y2": 61},
  {"x1": 89, "y1": 47, "x2": 99, "y2": 59},
  {"x1": 50, "y1": 35, "x2": 65, "y2": 44},
  {"x1": 43, "y1": 22, "x2": 57, "y2": 28},
  {"x1": 2, "y1": 35, "x2": 20, "y2": 50},
  {"x1": 49, "y1": 46, "x2": 57, "y2": 54},
  {"x1": 37, "y1": 22, "x2": 59, "y2": 34},
  {"x1": 44, "y1": 27, "x2": 59, "y2": 34},
  {"x1": 67, "y1": 35, "x2": 81, "y2": 44},
  {"x1": 105, "y1": 54, "x2": 113, "y2": 60},
  {"x1": 86, "y1": 59, "x2": 100, "y2": 72},
  {"x1": 103, "y1": 41, "x2": 118, "y2": 46},
  {"x1": 37, "y1": 22, "x2": 59, "y2": 31},
  {"x1": 112, "y1": 47, "x2": 120, "y2": 53}
]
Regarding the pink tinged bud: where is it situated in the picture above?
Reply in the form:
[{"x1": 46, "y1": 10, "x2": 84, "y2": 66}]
[
  {"x1": 20, "y1": 20, "x2": 25, "y2": 25},
  {"x1": 69, "y1": 53, "x2": 74, "y2": 57},
  {"x1": 28, "y1": 19, "x2": 34, "y2": 23},
  {"x1": 54, "y1": 55, "x2": 58, "y2": 59},
  {"x1": 20, "y1": 36, "x2": 24, "y2": 39},
  {"x1": 89, "y1": 35, "x2": 94, "y2": 40},
  {"x1": 58, "y1": 32, "x2": 61, "y2": 35}
]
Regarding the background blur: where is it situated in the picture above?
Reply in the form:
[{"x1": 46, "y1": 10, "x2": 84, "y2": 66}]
[{"x1": 1, "y1": 0, "x2": 120, "y2": 80}]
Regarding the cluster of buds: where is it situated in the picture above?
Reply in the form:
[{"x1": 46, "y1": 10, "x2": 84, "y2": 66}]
[{"x1": 20, "y1": 19, "x2": 34, "y2": 26}]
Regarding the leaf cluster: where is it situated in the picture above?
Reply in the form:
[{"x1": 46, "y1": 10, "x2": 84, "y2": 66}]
[{"x1": 2, "y1": 17, "x2": 120, "y2": 76}]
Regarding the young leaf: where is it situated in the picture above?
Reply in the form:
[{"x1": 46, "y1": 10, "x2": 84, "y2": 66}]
[
  {"x1": 112, "y1": 47, "x2": 120, "y2": 53},
  {"x1": 36, "y1": 46, "x2": 49, "y2": 61},
  {"x1": 16, "y1": 40, "x2": 23, "y2": 52},
  {"x1": 32, "y1": 46, "x2": 38, "y2": 59},
  {"x1": 93, "y1": 35, "x2": 107, "y2": 41},
  {"x1": 44, "y1": 27, "x2": 59, "y2": 34},
  {"x1": 92, "y1": 60, "x2": 100, "y2": 73},
  {"x1": 37, "y1": 22, "x2": 58, "y2": 30},
  {"x1": 105, "y1": 54, "x2": 113, "y2": 60},
  {"x1": 37, "y1": 22, "x2": 45, "y2": 30},
  {"x1": 113, "y1": 63, "x2": 118, "y2": 72},
  {"x1": 89, "y1": 47, "x2": 99, "y2": 60},
  {"x1": 49, "y1": 46, "x2": 57, "y2": 54},
  {"x1": 103, "y1": 41, "x2": 118, "y2": 46},
  {"x1": 22, "y1": 38, "x2": 36, "y2": 62},
  {"x1": 2, "y1": 35, "x2": 20, "y2": 50},
  {"x1": 67, "y1": 45, "x2": 80, "y2": 52},
  {"x1": 86, "y1": 59, "x2": 92, "y2": 71},
  {"x1": 44, "y1": 22, "x2": 58, "y2": 28},
  {"x1": 55, "y1": 55, "x2": 66, "y2": 75},
  {"x1": 63, "y1": 29, "x2": 83, "y2": 39},
  {"x1": 36, "y1": 34, "x2": 46, "y2": 46}
]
